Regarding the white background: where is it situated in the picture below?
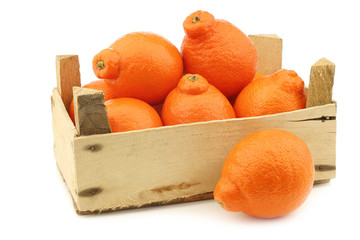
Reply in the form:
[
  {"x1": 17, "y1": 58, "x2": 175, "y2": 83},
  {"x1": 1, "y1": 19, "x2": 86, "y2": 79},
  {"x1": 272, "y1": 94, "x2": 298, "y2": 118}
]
[{"x1": 1, "y1": 0, "x2": 359, "y2": 239}]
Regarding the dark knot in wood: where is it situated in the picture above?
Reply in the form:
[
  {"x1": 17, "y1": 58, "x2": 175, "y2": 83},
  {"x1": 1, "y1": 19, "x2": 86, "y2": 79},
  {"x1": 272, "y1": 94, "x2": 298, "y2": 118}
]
[{"x1": 78, "y1": 187, "x2": 103, "y2": 197}]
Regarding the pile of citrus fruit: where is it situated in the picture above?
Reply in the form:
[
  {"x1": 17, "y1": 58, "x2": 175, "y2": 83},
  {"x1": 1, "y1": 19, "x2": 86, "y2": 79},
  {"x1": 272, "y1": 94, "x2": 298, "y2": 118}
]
[{"x1": 68, "y1": 10, "x2": 314, "y2": 219}]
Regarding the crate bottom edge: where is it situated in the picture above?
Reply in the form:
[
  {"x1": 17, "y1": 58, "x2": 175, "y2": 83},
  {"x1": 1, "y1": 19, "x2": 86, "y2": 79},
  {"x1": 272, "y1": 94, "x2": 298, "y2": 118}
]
[
  {"x1": 56, "y1": 163, "x2": 334, "y2": 215},
  {"x1": 74, "y1": 192, "x2": 215, "y2": 215}
]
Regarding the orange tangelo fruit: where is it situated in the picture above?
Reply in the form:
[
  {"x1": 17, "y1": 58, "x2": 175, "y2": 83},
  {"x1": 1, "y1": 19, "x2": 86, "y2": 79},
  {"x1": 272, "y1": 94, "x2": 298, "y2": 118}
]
[
  {"x1": 253, "y1": 72, "x2": 264, "y2": 81},
  {"x1": 214, "y1": 129, "x2": 315, "y2": 218},
  {"x1": 93, "y1": 32, "x2": 183, "y2": 105},
  {"x1": 234, "y1": 69, "x2": 307, "y2": 117},
  {"x1": 105, "y1": 98, "x2": 163, "y2": 133},
  {"x1": 181, "y1": 10, "x2": 257, "y2": 98},
  {"x1": 228, "y1": 72, "x2": 265, "y2": 106},
  {"x1": 69, "y1": 79, "x2": 115, "y2": 124},
  {"x1": 161, "y1": 74, "x2": 235, "y2": 126}
]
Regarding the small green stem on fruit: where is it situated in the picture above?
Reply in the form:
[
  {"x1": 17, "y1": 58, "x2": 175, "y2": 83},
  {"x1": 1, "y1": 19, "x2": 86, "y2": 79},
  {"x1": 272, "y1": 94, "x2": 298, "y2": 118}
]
[
  {"x1": 188, "y1": 74, "x2": 198, "y2": 82},
  {"x1": 217, "y1": 200, "x2": 225, "y2": 208},
  {"x1": 97, "y1": 60, "x2": 105, "y2": 70},
  {"x1": 192, "y1": 15, "x2": 200, "y2": 23}
]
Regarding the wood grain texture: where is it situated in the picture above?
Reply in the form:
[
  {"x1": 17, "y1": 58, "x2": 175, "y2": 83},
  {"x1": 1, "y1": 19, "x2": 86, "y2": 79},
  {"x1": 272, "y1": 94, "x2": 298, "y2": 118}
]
[
  {"x1": 56, "y1": 55, "x2": 81, "y2": 111},
  {"x1": 306, "y1": 58, "x2": 335, "y2": 107},
  {"x1": 73, "y1": 87, "x2": 111, "y2": 136},
  {"x1": 74, "y1": 192, "x2": 214, "y2": 215},
  {"x1": 51, "y1": 88, "x2": 78, "y2": 204},
  {"x1": 248, "y1": 34, "x2": 283, "y2": 75},
  {"x1": 70, "y1": 103, "x2": 336, "y2": 213}
]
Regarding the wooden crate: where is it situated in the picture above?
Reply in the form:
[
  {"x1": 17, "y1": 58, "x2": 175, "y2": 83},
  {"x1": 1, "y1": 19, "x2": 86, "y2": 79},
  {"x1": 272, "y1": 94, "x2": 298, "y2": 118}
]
[{"x1": 51, "y1": 35, "x2": 336, "y2": 214}]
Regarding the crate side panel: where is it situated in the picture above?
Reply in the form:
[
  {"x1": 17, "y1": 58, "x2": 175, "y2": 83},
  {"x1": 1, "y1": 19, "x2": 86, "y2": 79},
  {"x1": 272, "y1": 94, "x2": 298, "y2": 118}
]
[
  {"x1": 73, "y1": 104, "x2": 336, "y2": 212},
  {"x1": 74, "y1": 126, "x2": 233, "y2": 212},
  {"x1": 273, "y1": 119, "x2": 336, "y2": 180},
  {"x1": 52, "y1": 88, "x2": 79, "y2": 203}
]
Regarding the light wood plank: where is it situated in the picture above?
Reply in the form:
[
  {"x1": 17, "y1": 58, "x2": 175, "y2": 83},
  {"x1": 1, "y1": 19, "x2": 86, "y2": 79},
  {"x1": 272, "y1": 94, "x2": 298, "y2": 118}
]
[
  {"x1": 51, "y1": 88, "x2": 78, "y2": 204},
  {"x1": 248, "y1": 34, "x2": 283, "y2": 75},
  {"x1": 306, "y1": 58, "x2": 335, "y2": 107},
  {"x1": 73, "y1": 87, "x2": 111, "y2": 136},
  {"x1": 56, "y1": 55, "x2": 81, "y2": 111},
  {"x1": 72, "y1": 103, "x2": 336, "y2": 213}
]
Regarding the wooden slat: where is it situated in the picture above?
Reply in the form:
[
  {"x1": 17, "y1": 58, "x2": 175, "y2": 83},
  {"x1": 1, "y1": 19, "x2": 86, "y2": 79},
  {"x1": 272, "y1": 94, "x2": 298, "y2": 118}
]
[
  {"x1": 306, "y1": 58, "x2": 335, "y2": 107},
  {"x1": 248, "y1": 34, "x2": 283, "y2": 75},
  {"x1": 51, "y1": 88, "x2": 78, "y2": 204},
  {"x1": 73, "y1": 87, "x2": 111, "y2": 136},
  {"x1": 71, "y1": 103, "x2": 336, "y2": 213},
  {"x1": 56, "y1": 55, "x2": 81, "y2": 111}
]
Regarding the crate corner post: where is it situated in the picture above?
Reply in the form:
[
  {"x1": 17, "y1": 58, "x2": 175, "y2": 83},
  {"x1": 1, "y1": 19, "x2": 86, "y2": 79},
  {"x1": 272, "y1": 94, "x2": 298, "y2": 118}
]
[{"x1": 248, "y1": 34, "x2": 283, "y2": 76}]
